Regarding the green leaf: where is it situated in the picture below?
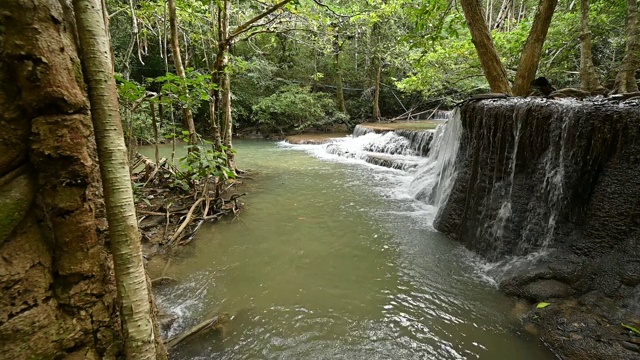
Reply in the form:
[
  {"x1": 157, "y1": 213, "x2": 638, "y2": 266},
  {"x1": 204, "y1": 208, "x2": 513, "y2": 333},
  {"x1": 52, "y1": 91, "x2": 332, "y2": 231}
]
[
  {"x1": 536, "y1": 302, "x2": 551, "y2": 309},
  {"x1": 622, "y1": 323, "x2": 640, "y2": 335}
]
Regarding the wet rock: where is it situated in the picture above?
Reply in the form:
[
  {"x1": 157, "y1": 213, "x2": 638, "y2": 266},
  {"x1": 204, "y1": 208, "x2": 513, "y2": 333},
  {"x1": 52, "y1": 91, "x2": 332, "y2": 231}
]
[
  {"x1": 431, "y1": 98, "x2": 640, "y2": 360},
  {"x1": 521, "y1": 279, "x2": 572, "y2": 301}
]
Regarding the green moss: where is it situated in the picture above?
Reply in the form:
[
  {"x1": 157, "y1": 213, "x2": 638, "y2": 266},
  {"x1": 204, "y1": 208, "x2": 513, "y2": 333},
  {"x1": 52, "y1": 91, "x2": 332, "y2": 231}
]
[
  {"x1": 0, "y1": 173, "x2": 35, "y2": 245},
  {"x1": 71, "y1": 58, "x2": 85, "y2": 89}
]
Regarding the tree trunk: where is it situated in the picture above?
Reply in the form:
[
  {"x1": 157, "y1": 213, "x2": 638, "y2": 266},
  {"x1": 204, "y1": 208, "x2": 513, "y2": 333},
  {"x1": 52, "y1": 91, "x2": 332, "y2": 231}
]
[
  {"x1": 511, "y1": 0, "x2": 558, "y2": 96},
  {"x1": 613, "y1": 0, "x2": 640, "y2": 93},
  {"x1": 220, "y1": 0, "x2": 236, "y2": 169},
  {"x1": 168, "y1": 0, "x2": 198, "y2": 147},
  {"x1": 0, "y1": 0, "x2": 122, "y2": 358},
  {"x1": 72, "y1": 0, "x2": 165, "y2": 358},
  {"x1": 579, "y1": 0, "x2": 604, "y2": 93},
  {"x1": 460, "y1": 0, "x2": 513, "y2": 94},
  {"x1": 372, "y1": 56, "x2": 382, "y2": 121},
  {"x1": 209, "y1": 2, "x2": 223, "y2": 150},
  {"x1": 334, "y1": 34, "x2": 347, "y2": 113}
]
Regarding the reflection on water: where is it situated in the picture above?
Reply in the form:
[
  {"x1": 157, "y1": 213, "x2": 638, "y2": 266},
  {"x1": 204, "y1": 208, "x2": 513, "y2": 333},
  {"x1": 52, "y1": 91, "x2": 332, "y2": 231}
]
[{"x1": 143, "y1": 140, "x2": 554, "y2": 360}]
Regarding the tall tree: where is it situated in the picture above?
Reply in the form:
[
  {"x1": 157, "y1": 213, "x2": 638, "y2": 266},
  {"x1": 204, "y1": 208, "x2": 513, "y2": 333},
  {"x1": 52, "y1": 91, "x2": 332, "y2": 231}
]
[
  {"x1": 73, "y1": 0, "x2": 165, "y2": 358},
  {"x1": 168, "y1": 0, "x2": 198, "y2": 147},
  {"x1": 613, "y1": 0, "x2": 640, "y2": 93},
  {"x1": 511, "y1": 0, "x2": 558, "y2": 96},
  {"x1": 0, "y1": 0, "x2": 121, "y2": 357},
  {"x1": 372, "y1": 20, "x2": 383, "y2": 120},
  {"x1": 334, "y1": 29, "x2": 348, "y2": 113},
  {"x1": 578, "y1": 0, "x2": 604, "y2": 92},
  {"x1": 211, "y1": 0, "x2": 295, "y2": 167},
  {"x1": 460, "y1": 0, "x2": 513, "y2": 94},
  {"x1": 461, "y1": 0, "x2": 558, "y2": 95}
]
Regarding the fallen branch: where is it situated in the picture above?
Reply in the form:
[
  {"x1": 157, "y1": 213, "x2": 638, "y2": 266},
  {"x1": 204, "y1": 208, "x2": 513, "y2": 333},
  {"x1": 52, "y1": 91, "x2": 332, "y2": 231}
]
[
  {"x1": 165, "y1": 314, "x2": 229, "y2": 349},
  {"x1": 168, "y1": 197, "x2": 205, "y2": 245}
]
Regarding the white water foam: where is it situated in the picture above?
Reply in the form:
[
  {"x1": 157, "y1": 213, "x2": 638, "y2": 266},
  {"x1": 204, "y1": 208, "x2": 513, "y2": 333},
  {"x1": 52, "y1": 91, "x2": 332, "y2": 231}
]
[{"x1": 409, "y1": 108, "x2": 463, "y2": 209}]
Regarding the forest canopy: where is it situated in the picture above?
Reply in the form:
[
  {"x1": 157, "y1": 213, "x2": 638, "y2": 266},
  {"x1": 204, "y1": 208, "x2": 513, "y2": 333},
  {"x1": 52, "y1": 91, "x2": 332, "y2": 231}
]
[{"x1": 106, "y1": 0, "x2": 638, "y2": 142}]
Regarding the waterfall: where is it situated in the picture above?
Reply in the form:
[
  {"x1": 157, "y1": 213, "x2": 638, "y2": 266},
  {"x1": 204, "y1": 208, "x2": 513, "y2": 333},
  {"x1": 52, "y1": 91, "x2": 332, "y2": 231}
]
[
  {"x1": 353, "y1": 125, "x2": 375, "y2": 137},
  {"x1": 409, "y1": 108, "x2": 462, "y2": 209}
]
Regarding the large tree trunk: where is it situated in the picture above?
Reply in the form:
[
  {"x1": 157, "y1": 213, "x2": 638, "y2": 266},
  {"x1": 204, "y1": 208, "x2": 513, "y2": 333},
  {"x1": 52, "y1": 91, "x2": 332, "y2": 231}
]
[
  {"x1": 168, "y1": 0, "x2": 198, "y2": 147},
  {"x1": 579, "y1": 0, "x2": 604, "y2": 93},
  {"x1": 72, "y1": 0, "x2": 166, "y2": 358},
  {"x1": 460, "y1": 0, "x2": 513, "y2": 94},
  {"x1": 613, "y1": 0, "x2": 640, "y2": 93},
  {"x1": 0, "y1": 0, "x2": 122, "y2": 358},
  {"x1": 511, "y1": 0, "x2": 558, "y2": 96}
]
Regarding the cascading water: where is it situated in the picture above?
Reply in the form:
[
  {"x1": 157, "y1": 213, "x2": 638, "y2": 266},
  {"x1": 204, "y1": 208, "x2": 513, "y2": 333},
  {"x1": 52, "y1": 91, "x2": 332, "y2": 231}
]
[
  {"x1": 409, "y1": 108, "x2": 462, "y2": 210},
  {"x1": 321, "y1": 128, "x2": 435, "y2": 171}
]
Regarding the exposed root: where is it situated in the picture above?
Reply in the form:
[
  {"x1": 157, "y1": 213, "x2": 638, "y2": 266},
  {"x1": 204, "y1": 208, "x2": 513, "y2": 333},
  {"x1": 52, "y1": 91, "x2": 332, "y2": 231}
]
[{"x1": 132, "y1": 153, "x2": 246, "y2": 252}]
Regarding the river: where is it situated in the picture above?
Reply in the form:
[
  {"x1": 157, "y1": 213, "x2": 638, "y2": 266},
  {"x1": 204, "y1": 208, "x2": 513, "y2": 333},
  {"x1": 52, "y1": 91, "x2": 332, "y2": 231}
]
[{"x1": 144, "y1": 139, "x2": 555, "y2": 360}]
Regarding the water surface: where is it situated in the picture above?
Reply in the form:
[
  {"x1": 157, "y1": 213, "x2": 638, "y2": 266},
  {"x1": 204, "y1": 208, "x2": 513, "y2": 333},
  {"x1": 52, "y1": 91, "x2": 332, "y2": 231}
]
[{"x1": 144, "y1": 140, "x2": 554, "y2": 360}]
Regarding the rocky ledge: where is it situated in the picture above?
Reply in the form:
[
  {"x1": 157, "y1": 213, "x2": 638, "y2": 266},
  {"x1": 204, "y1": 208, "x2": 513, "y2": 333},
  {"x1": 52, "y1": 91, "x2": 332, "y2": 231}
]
[{"x1": 434, "y1": 97, "x2": 640, "y2": 360}]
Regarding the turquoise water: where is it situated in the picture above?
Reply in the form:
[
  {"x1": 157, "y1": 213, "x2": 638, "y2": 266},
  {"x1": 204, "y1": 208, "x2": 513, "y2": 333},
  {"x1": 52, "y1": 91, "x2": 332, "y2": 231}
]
[{"x1": 144, "y1": 140, "x2": 554, "y2": 360}]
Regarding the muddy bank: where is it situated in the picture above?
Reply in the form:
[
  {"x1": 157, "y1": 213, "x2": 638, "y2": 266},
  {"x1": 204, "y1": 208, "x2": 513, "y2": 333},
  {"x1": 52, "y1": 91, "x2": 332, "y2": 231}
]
[{"x1": 433, "y1": 98, "x2": 640, "y2": 359}]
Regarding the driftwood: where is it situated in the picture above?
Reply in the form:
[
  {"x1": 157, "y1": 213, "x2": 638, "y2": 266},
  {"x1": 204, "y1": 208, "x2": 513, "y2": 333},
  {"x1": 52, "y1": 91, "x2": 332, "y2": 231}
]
[
  {"x1": 165, "y1": 314, "x2": 230, "y2": 349},
  {"x1": 132, "y1": 152, "x2": 246, "y2": 248},
  {"x1": 151, "y1": 276, "x2": 178, "y2": 287}
]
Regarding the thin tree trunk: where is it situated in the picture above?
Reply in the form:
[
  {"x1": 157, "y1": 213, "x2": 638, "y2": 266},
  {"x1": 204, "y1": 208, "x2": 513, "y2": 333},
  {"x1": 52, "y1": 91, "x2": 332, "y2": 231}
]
[
  {"x1": 460, "y1": 0, "x2": 513, "y2": 94},
  {"x1": 71, "y1": 0, "x2": 165, "y2": 358},
  {"x1": 335, "y1": 36, "x2": 347, "y2": 113},
  {"x1": 511, "y1": 0, "x2": 558, "y2": 96},
  {"x1": 579, "y1": 0, "x2": 604, "y2": 92},
  {"x1": 150, "y1": 102, "x2": 159, "y2": 164},
  {"x1": 101, "y1": 0, "x2": 115, "y2": 71},
  {"x1": 168, "y1": 0, "x2": 198, "y2": 147},
  {"x1": 372, "y1": 57, "x2": 382, "y2": 120},
  {"x1": 220, "y1": 0, "x2": 236, "y2": 169},
  {"x1": 613, "y1": 0, "x2": 640, "y2": 93}
]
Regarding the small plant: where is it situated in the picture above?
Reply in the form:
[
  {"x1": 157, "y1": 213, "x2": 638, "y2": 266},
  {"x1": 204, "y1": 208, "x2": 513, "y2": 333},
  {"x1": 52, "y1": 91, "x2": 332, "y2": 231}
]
[
  {"x1": 622, "y1": 323, "x2": 640, "y2": 336},
  {"x1": 172, "y1": 142, "x2": 236, "y2": 191}
]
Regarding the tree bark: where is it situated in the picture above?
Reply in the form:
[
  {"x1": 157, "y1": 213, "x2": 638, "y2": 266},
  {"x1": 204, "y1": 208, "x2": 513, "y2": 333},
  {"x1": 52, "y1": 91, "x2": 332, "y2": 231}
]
[
  {"x1": 219, "y1": 0, "x2": 236, "y2": 169},
  {"x1": 613, "y1": 0, "x2": 640, "y2": 93},
  {"x1": 168, "y1": 0, "x2": 198, "y2": 147},
  {"x1": 72, "y1": 0, "x2": 165, "y2": 358},
  {"x1": 334, "y1": 35, "x2": 347, "y2": 113},
  {"x1": 372, "y1": 57, "x2": 382, "y2": 121},
  {"x1": 579, "y1": 0, "x2": 604, "y2": 93},
  {"x1": 0, "y1": 0, "x2": 121, "y2": 357},
  {"x1": 460, "y1": 0, "x2": 513, "y2": 94},
  {"x1": 511, "y1": 0, "x2": 558, "y2": 96}
]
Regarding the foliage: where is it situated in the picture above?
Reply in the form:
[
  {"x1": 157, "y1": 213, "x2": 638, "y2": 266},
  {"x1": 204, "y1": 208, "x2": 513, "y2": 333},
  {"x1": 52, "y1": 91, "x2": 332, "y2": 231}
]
[
  {"x1": 172, "y1": 143, "x2": 236, "y2": 191},
  {"x1": 106, "y1": 0, "x2": 636, "y2": 137},
  {"x1": 622, "y1": 323, "x2": 640, "y2": 335},
  {"x1": 536, "y1": 302, "x2": 551, "y2": 309},
  {"x1": 252, "y1": 85, "x2": 349, "y2": 133}
]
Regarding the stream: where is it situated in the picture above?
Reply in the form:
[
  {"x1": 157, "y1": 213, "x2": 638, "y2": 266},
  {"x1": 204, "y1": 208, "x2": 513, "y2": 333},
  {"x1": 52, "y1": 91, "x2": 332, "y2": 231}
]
[{"x1": 145, "y1": 139, "x2": 555, "y2": 360}]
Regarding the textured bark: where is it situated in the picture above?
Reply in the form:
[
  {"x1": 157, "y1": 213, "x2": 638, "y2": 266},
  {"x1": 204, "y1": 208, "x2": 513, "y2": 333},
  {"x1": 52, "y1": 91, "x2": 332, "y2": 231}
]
[
  {"x1": 578, "y1": 0, "x2": 604, "y2": 92},
  {"x1": 0, "y1": 0, "x2": 121, "y2": 358},
  {"x1": 72, "y1": 0, "x2": 164, "y2": 358},
  {"x1": 511, "y1": 0, "x2": 558, "y2": 96},
  {"x1": 613, "y1": 0, "x2": 640, "y2": 93},
  {"x1": 168, "y1": 0, "x2": 198, "y2": 147},
  {"x1": 460, "y1": 0, "x2": 513, "y2": 94}
]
